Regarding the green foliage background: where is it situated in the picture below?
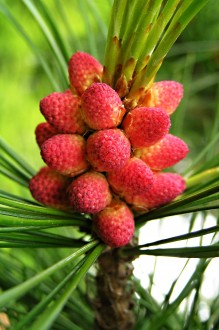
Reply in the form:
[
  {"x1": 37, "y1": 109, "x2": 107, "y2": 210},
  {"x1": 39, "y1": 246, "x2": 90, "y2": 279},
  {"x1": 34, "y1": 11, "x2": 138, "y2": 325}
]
[{"x1": 0, "y1": 0, "x2": 219, "y2": 329}]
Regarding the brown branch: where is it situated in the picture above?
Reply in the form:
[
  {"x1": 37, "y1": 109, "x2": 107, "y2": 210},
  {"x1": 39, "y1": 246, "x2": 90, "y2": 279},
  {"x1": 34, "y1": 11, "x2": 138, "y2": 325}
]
[{"x1": 93, "y1": 246, "x2": 137, "y2": 330}]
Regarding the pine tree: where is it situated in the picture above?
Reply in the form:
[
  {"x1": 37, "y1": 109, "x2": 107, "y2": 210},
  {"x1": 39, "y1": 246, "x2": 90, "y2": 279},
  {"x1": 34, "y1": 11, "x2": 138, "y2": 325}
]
[{"x1": 0, "y1": 1, "x2": 219, "y2": 329}]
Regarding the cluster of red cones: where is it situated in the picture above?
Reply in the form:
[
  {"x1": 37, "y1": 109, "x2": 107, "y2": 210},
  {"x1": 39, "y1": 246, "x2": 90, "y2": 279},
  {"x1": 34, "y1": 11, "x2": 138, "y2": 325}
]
[{"x1": 29, "y1": 51, "x2": 188, "y2": 248}]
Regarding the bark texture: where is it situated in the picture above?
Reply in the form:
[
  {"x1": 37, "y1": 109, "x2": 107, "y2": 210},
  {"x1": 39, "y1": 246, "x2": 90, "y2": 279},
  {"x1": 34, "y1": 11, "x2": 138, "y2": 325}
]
[{"x1": 93, "y1": 248, "x2": 136, "y2": 330}]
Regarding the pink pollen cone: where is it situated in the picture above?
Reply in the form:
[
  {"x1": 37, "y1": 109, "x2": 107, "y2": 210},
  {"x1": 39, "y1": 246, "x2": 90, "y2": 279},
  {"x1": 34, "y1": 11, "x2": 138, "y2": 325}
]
[
  {"x1": 68, "y1": 51, "x2": 103, "y2": 95},
  {"x1": 141, "y1": 80, "x2": 183, "y2": 115},
  {"x1": 40, "y1": 90, "x2": 86, "y2": 134},
  {"x1": 67, "y1": 171, "x2": 112, "y2": 214},
  {"x1": 35, "y1": 122, "x2": 58, "y2": 148},
  {"x1": 41, "y1": 134, "x2": 89, "y2": 177},
  {"x1": 128, "y1": 172, "x2": 186, "y2": 211},
  {"x1": 86, "y1": 128, "x2": 131, "y2": 172},
  {"x1": 29, "y1": 167, "x2": 71, "y2": 210},
  {"x1": 134, "y1": 134, "x2": 189, "y2": 171},
  {"x1": 122, "y1": 107, "x2": 170, "y2": 148},
  {"x1": 81, "y1": 83, "x2": 126, "y2": 130},
  {"x1": 107, "y1": 157, "x2": 154, "y2": 199},
  {"x1": 93, "y1": 200, "x2": 135, "y2": 248}
]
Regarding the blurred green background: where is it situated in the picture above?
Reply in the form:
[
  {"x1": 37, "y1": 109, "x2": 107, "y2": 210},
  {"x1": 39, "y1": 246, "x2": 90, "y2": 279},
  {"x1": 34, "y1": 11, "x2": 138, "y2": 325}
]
[
  {"x1": 0, "y1": 2, "x2": 219, "y2": 328},
  {"x1": 0, "y1": 0, "x2": 219, "y2": 196}
]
